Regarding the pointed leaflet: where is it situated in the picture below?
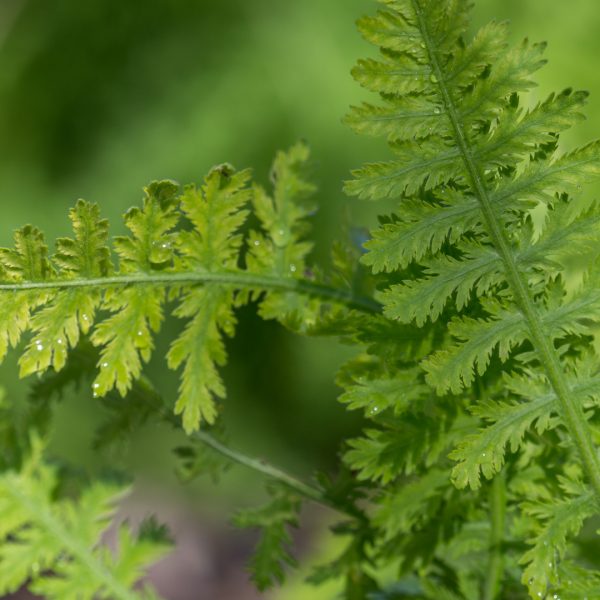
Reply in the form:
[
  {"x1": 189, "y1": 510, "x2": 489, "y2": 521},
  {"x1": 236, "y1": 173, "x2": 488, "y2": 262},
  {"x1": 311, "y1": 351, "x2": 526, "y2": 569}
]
[
  {"x1": 451, "y1": 369, "x2": 600, "y2": 489},
  {"x1": 167, "y1": 166, "x2": 251, "y2": 433},
  {"x1": 475, "y1": 89, "x2": 588, "y2": 171},
  {"x1": 449, "y1": 374, "x2": 555, "y2": 490},
  {"x1": 423, "y1": 302, "x2": 528, "y2": 395},
  {"x1": 344, "y1": 407, "x2": 467, "y2": 483},
  {"x1": 232, "y1": 485, "x2": 301, "y2": 591},
  {"x1": 362, "y1": 189, "x2": 482, "y2": 273},
  {"x1": 338, "y1": 366, "x2": 427, "y2": 417},
  {"x1": 92, "y1": 181, "x2": 179, "y2": 397},
  {"x1": 520, "y1": 476, "x2": 596, "y2": 599},
  {"x1": 19, "y1": 201, "x2": 110, "y2": 377},
  {"x1": 381, "y1": 244, "x2": 504, "y2": 325},
  {"x1": 373, "y1": 468, "x2": 449, "y2": 541},
  {"x1": 246, "y1": 142, "x2": 319, "y2": 326},
  {"x1": 0, "y1": 226, "x2": 51, "y2": 363}
]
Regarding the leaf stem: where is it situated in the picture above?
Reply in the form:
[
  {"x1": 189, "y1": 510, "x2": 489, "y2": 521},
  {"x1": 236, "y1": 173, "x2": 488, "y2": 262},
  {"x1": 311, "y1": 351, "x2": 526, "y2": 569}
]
[
  {"x1": 413, "y1": 0, "x2": 600, "y2": 499},
  {"x1": 0, "y1": 270, "x2": 380, "y2": 314},
  {"x1": 483, "y1": 474, "x2": 506, "y2": 600},
  {"x1": 189, "y1": 429, "x2": 359, "y2": 518}
]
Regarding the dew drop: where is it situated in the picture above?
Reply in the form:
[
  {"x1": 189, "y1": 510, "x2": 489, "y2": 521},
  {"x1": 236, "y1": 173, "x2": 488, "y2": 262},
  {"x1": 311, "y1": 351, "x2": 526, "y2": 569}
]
[
  {"x1": 537, "y1": 593, "x2": 542, "y2": 598},
  {"x1": 430, "y1": 73, "x2": 438, "y2": 83},
  {"x1": 289, "y1": 264, "x2": 297, "y2": 273},
  {"x1": 93, "y1": 383, "x2": 100, "y2": 390},
  {"x1": 433, "y1": 106, "x2": 441, "y2": 114},
  {"x1": 482, "y1": 452, "x2": 486, "y2": 457},
  {"x1": 101, "y1": 361, "x2": 108, "y2": 368},
  {"x1": 35, "y1": 340, "x2": 43, "y2": 351},
  {"x1": 82, "y1": 313, "x2": 89, "y2": 322},
  {"x1": 253, "y1": 240, "x2": 260, "y2": 247},
  {"x1": 56, "y1": 338, "x2": 63, "y2": 345},
  {"x1": 160, "y1": 242, "x2": 171, "y2": 250},
  {"x1": 370, "y1": 406, "x2": 380, "y2": 416},
  {"x1": 93, "y1": 392, "x2": 98, "y2": 398},
  {"x1": 137, "y1": 330, "x2": 143, "y2": 337},
  {"x1": 548, "y1": 561, "x2": 552, "y2": 568}
]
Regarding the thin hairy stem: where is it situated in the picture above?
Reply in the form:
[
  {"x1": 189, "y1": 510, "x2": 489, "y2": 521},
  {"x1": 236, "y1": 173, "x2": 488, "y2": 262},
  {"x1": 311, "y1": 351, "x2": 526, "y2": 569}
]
[
  {"x1": 483, "y1": 474, "x2": 506, "y2": 600},
  {"x1": 130, "y1": 376, "x2": 364, "y2": 520},
  {"x1": 189, "y1": 429, "x2": 362, "y2": 519},
  {"x1": 413, "y1": 0, "x2": 600, "y2": 500},
  {"x1": 0, "y1": 270, "x2": 380, "y2": 314}
]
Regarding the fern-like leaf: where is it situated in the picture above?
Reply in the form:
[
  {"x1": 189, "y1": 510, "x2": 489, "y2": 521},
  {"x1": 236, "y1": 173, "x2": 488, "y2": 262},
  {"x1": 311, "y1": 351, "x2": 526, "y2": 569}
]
[
  {"x1": 0, "y1": 440, "x2": 169, "y2": 599},
  {"x1": 232, "y1": 484, "x2": 301, "y2": 591}
]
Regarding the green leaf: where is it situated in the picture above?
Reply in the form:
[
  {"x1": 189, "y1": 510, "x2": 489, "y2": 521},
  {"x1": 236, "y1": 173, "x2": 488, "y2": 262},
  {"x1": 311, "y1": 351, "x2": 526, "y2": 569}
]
[
  {"x1": 232, "y1": 485, "x2": 301, "y2": 591},
  {"x1": 91, "y1": 181, "x2": 179, "y2": 398},
  {"x1": 0, "y1": 440, "x2": 169, "y2": 599},
  {"x1": 520, "y1": 477, "x2": 597, "y2": 599},
  {"x1": 0, "y1": 226, "x2": 52, "y2": 362},
  {"x1": 167, "y1": 166, "x2": 251, "y2": 432},
  {"x1": 381, "y1": 245, "x2": 504, "y2": 325},
  {"x1": 423, "y1": 305, "x2": 527, "y2": 394},
  {"x1": 247, "y1": 142, "x2": 320, "y2": 327},
  {"x1": 373, "y1": 468, "x2": 450, "y2": 541},
  {"x1": 19, "y1": 201, "x2": 110, "y2": 377}
]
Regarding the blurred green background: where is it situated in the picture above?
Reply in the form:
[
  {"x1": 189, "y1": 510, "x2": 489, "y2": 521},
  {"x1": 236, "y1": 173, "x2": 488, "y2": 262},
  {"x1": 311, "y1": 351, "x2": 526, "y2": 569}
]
[{"x1": 0, "y1": 1, "x2": 598, "y2": 598}]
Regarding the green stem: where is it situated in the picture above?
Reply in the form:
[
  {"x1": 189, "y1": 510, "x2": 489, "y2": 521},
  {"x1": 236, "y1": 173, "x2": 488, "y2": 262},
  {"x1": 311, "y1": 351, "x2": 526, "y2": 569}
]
[
  {"x1": 483, "y1": 475, "x2": 506, "y2": 600},
  {"x1": 189, "y1": 429, "x2": 360, "y2": 519},
  {"x1": 413, "y1": 0, "x2": 600, "y2": 499},
  {"x1": 0, "y1": 270, "x2": 380, "y2": 314},
  {"x1": 135, "y1": 376, "x2": 364, "y2": 520}
]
